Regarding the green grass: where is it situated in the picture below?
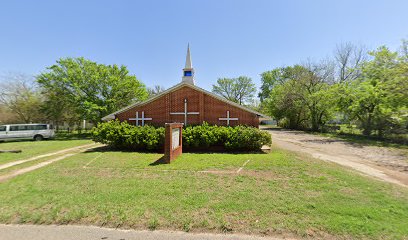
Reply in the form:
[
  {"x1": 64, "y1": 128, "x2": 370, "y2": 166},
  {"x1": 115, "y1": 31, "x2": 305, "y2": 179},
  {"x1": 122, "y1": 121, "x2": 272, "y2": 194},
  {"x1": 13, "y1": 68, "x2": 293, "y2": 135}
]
[
  {"x1": 0, "y1": 148, "x2": 407, "y2": 239},
  {"x1": 54, "y1": 131, "x2": 93, "y2": 140},
  {"x1": 0, "y1": 153, "x2": 74, "y2": 175},
  {"x1": 0, "y1": 139, "x2": 93, "y2": 165},
  {"x1": 262, "y1": 124, "x2": 408, "y2": 150},
  {"x1": 314, "y1": 131, "x2": 408, "y2": 150}
]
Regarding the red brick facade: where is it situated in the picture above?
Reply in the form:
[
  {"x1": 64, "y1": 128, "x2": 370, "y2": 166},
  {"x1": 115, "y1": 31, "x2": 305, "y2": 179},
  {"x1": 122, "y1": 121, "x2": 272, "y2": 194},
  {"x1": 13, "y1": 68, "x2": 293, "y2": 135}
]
[{"x1": 114, "y1": 84, "x2": 260, "y2": 127}]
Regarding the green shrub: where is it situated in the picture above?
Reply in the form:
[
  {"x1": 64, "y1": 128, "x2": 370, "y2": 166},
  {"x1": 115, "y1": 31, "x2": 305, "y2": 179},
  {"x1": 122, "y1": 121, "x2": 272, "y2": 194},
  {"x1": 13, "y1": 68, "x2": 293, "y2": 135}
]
[
  {"x1": 92, "y1": 120, "x2": 271, "y2": 151},
  {"x1": 223, "y1": 125, "x2": 272, "y2": 150},
  {"x1": 183, "y1": 122, "x2": 220, "y2": 148},
  {"x1": 92, "y1": 120, "x2": 164, "y2": 151},
  {"x1": 182, "y1": 122, "x2": 272, "y2": 151}
]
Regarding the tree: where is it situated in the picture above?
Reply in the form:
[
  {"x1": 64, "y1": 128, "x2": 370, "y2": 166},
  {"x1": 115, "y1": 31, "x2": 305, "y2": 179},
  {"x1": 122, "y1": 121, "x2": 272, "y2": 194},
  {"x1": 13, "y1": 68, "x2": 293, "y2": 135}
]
[
  {"x1": 247, "y1": 98, "x2": 262, "y2": 112},
  {"x1": 0, "y1": 103, "x2": 18, "y2": 124},
  {"x1": 401, "y1": 39, "x2": 408, "y2": 58},
  {"x1": 334, "y1": 42, "x2": 367, "y2": 82},
  {"x1": 147, "y1": 85, "x2": 166, "y2": 97},
  {"x1": 264, "y1": 63, "x2": 336, "y2": 131},
  {"x1": 301, "y1": 60, "x2": 336, "y2": 131},
  {"x1": 337, "y1": 45, "x2": 408, "y2": 136},
  {"x1": 265, "y1": 78, "x2": 308, "y2": 129},
  {"x1": 264, "y1": 65, "x2": 312, "y2": 129},
  {"x1": 0, "y1": 73, "x2": 43, "y2": 123},
  {"x1": 212, "y1": 76, "x2": 256, "y2": 105},
  {"x1": 40, "y1": 90, "x2": 78, "y2": 131},
  {"x1": 258, "y1": 68, "x2": 287, "y2": 102},
  {"x1": 262, "y1": 41, "x2": 407, "y2": 138},
  {"x1": 37, "y1": 57, "x2": 148, "y2": 124}
]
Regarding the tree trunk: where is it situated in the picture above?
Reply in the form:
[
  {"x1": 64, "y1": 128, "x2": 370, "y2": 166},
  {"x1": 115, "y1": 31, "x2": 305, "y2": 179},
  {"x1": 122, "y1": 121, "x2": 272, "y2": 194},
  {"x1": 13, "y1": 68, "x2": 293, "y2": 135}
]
[
  {"x1": 311, "y1": 110, "x2": 319, "y2": 132},
  {"x1": 362, "y1": 115, "x2": 372, "y2": 136}
]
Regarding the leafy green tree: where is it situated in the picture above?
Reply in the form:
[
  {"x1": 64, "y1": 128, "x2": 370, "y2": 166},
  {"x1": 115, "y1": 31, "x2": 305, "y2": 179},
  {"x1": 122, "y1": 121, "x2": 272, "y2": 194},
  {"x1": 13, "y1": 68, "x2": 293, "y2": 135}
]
[
  {"x1": 37, "y1": 57, "x2": 148, "y2": 124},
  {"x1": 258, "y1": 68, "x2": 286, "y2": 102},
  {"x1": 40, "y1": 90, "x2": 78, "y2": 130},
  {"x1": 301, "y1": 60, "x2": 336, "y2": 131},
  {"x1": 337, "y1": 45, "x2": 408, "y2": 136},
  {"x1": 264, "y1": 63, "x2": 336, "y2": 131},
  {"x1": 262, "y1": 41, "x2": 407, "y2": 139},
  {"x1": 263, "y1": 66, "x2": 307, "y2": 129},
  {"x1": 265, "y1": 78, "x2": 308, "y2": 129},
  {"x1": 212, "y1": 76, "x2": 256, "y2": 105},
  {"x1": 212, "y1": 78, "x2": 235, "y2": 101}
]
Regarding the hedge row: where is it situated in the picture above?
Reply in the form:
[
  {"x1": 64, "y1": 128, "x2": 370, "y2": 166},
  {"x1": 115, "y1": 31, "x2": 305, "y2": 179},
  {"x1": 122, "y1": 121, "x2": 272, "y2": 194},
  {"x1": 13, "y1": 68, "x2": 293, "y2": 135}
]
[
  {"x1": 92, "y1": 120, "x2": 165, "y2": 151},
  {"x1": 92, "y1": 120, "x2": 271, "y2": 151}
]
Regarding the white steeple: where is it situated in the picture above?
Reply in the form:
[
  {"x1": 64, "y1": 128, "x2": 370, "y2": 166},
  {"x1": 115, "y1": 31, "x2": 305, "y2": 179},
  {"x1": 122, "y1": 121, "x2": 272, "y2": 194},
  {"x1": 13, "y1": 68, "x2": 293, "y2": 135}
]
[
  {"x1": 185, "y1": 44, "x2": 192, "y2": 68},
  {"x1": 182, "y1": 44, "x2": 195, "y2": 85}
]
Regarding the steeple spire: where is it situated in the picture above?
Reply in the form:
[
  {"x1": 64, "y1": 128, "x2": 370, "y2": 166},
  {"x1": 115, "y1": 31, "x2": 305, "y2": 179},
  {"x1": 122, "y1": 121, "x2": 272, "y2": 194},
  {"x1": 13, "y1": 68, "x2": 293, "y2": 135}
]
[
  {"x1": 185, "y1": 43, "x2": 192, "y2": 68},
  {"x1": 182, "y1": 44, "x2": 195, "y2": 85}
]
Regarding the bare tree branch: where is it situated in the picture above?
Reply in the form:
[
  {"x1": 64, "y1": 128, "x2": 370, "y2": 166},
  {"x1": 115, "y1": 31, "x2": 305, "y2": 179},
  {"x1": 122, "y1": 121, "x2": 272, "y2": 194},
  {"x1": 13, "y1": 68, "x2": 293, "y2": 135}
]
[
  {"x1": 0, "y1": 73, "x2": 42, "y2": 123},
  {"x1": 334, "y1": 42, "x2": 367, "y2": 82}
]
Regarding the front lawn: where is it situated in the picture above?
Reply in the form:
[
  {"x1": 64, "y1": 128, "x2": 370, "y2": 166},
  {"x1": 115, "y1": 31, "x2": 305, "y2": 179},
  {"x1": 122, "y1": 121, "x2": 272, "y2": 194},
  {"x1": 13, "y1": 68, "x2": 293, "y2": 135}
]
[
  {"x1": 0, "y1": 139, "x2": 93, "y2": 165},
  {"x1": 0, "y1": 148, "x2": 407, "y2": 239}
]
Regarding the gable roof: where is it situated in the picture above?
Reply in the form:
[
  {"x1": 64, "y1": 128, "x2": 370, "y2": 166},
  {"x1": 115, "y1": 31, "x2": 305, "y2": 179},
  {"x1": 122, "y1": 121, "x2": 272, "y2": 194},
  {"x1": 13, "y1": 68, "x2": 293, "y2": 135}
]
[{"x1": 102, "y1": 82, "x2": 267, "y2": 121}]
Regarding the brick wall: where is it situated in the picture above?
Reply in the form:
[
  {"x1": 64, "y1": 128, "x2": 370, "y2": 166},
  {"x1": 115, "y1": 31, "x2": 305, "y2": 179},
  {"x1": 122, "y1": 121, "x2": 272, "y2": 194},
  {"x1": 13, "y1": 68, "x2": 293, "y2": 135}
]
[{"x1": 115, "y1": 85, "x2": 259, "y2": 127}]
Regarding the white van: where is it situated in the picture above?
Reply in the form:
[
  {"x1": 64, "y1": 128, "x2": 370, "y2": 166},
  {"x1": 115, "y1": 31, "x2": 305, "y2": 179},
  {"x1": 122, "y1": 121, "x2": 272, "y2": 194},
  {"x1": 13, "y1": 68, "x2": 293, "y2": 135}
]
[{"x1": 0, "y1": 124, "x2": 55, "y2": 141}]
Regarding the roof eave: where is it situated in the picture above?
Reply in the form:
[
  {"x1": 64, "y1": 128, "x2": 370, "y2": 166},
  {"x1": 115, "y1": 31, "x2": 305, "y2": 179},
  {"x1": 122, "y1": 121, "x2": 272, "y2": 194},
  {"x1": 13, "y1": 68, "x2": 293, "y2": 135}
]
[{"x1": 101, "y1": 82, "x2": 269, "y2": 120}]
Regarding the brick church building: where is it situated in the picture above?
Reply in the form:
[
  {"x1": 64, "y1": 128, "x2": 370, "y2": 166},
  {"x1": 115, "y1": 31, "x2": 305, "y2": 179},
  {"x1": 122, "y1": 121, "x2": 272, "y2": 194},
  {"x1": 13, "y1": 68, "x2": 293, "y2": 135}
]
[{"x1": 102, "y1": 45, "x2": 265, "y2": 127}]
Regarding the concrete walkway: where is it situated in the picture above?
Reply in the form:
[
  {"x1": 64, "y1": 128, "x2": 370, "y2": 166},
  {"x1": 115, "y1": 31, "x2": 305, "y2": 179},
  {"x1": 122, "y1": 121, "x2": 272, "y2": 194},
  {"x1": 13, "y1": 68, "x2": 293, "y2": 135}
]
[{"x1": 0, "y1": 224, "x2": 284, "y2": 240}]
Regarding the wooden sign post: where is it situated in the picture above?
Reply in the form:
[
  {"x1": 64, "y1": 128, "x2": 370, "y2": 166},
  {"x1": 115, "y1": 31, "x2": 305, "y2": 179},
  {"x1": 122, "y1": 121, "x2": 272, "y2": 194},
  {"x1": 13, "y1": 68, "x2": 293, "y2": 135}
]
[{"x1": 164, "y1": 123, "x2": 183, "y2": 163}]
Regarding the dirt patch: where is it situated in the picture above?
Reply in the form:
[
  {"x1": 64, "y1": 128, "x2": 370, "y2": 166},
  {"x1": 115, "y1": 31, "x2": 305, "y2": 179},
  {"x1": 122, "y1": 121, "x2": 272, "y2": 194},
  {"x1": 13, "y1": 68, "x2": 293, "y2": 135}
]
[
  {"x1": 262, "y1": 127, "x2": 408, "y2": 187},
  {"x1": 0, "y1": 224, "x2": 288, "y2": 240},
  {"x1": 0, "y1": 143, "x2": 97, "y2": 171},
  {"x1": 0, "y1": 144, "x2": 100, "y2": 183}
]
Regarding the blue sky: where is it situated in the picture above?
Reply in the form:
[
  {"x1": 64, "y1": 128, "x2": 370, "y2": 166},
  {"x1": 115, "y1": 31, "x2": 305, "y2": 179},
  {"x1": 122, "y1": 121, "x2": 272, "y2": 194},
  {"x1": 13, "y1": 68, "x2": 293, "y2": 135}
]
[{"x1": 0, "y1": 0, "x2": 407, "y2": 91}]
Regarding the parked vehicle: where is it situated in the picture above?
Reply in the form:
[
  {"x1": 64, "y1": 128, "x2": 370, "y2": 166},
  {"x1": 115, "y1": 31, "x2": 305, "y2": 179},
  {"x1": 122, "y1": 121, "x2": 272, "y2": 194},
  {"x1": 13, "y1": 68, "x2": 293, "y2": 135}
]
[{"x1": 0, "y1": 124, "x2": 55, "y2": 141}]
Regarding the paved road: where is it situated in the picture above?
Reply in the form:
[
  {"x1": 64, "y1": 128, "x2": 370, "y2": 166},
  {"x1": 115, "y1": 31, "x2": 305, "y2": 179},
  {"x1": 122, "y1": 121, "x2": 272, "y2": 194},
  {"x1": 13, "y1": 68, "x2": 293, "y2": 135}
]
[
  {"x1": 0, "y1": 224, "x2": 284, "y2": 240},
  {"x1": 262, "y1": 127, "x2": 408, "y2": 187}
]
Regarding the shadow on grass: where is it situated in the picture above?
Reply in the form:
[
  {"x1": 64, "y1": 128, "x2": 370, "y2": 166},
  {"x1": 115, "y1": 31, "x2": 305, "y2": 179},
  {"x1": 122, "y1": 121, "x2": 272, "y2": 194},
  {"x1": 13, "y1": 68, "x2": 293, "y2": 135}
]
[
  {"x1": 185, "y1": 149, "x2": 267, "y2": 154},
  {"x1": 83, "y1": 145, "x2": 114, "y2": 153},
  {"x1": 82, "y1": 145, "x2": 268, "y2": 155},
  {"x1": 149, "y1": 156, "x2": 167, "y2": 166},
  {"x1": 82, "y1": 145, "x2": 270, "y2": 169},
  {"x1": 331, "y1": 134, "x2": 407, "y2": 148},
  {"x1": 54, "y1": 132, "x2": 92, "y2": 141}
]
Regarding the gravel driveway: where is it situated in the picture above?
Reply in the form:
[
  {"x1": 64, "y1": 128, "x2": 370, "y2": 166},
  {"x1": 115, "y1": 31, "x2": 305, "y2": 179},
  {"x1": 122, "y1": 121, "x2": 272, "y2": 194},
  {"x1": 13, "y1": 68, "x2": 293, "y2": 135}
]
[{"x1": 262, "y1": 127, "x2": 408, "y2": 187}]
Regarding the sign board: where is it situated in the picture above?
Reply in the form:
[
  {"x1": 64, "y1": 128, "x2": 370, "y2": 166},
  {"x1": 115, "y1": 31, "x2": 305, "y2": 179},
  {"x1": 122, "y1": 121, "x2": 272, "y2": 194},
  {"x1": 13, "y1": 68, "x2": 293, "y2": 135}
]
[
  {"x1": 172, "y1": 128, "x2": 180, "y2": 150},
  {"x1": 164, "y1": 123, "x2": 183, "y2": 163}
]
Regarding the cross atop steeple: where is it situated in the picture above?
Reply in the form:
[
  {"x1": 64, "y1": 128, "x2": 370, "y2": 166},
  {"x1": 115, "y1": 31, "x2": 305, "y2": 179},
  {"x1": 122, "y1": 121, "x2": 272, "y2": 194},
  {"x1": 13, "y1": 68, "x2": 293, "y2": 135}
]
[{"x1": 182, "y1": 44, "x2": 195, "y2": 85}]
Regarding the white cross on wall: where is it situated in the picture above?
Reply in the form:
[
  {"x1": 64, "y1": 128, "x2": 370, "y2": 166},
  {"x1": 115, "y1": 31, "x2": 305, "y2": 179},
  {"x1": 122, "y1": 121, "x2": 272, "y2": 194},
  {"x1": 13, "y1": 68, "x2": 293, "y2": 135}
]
[
  {"x1": 129, "y1": 111, "x2": 152, "y2": 126},
  {"x1": 170, "y1": 99, "x2": 199, "y2": 125},
  {"x1": 219, "y1": 111, "x2": 238, "y2": 126}
]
